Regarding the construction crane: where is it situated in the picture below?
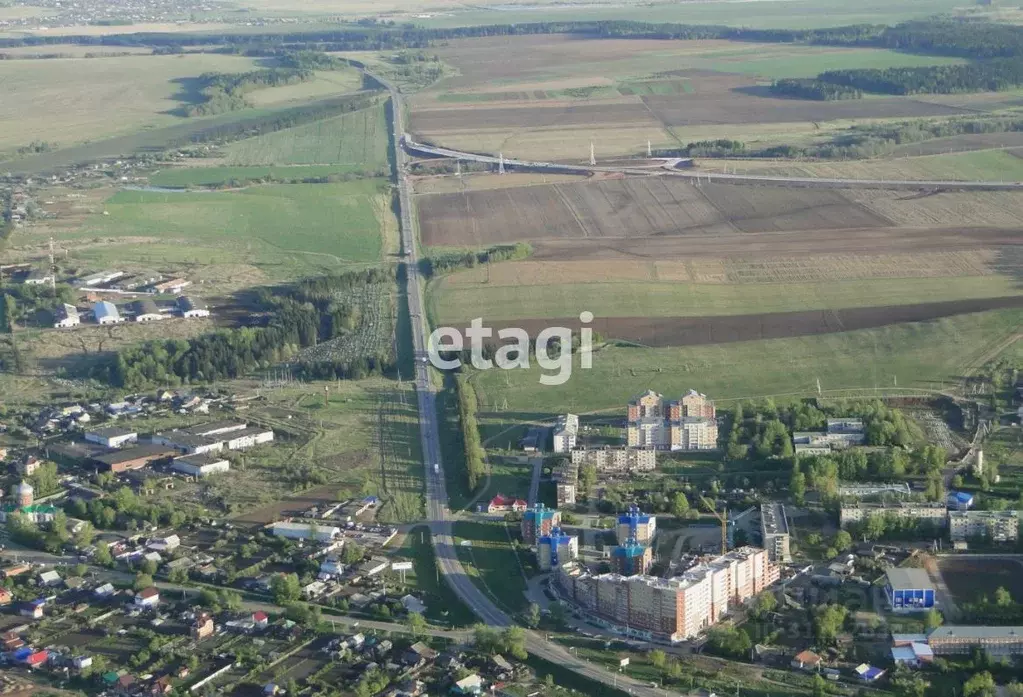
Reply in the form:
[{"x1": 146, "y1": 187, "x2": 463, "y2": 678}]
[{"x1": 699, "y1": 494, "x2": 728, "y2": 555}]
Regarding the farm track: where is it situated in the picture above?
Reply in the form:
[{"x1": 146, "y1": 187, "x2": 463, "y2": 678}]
[{"x1": 461, "y1": 295, "x2": 1023, "y2": 348}]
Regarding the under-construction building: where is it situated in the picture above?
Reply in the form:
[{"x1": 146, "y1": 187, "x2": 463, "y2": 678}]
[{"x1": 521, "y1": 503, "x2": 560, "y2": 546}]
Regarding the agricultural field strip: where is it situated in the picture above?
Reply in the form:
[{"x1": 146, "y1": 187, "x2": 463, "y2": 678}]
[
  {"x1": 430, "y1": 276, "x2": 1023, "y2": 323},
  {"x1": 416, "y1": 178, "x2": 892, "y2": 247}
]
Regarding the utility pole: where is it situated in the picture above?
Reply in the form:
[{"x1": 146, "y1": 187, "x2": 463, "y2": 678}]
[
  {"x1": 498, "y1": 152, "x2": 505, "y2": 175},
  {"x1": 647, "y1": 140, "x2": 652, "y2": 158},
  {"x1": 589, "y1": 142, "x2": 596, "y2": 166}
]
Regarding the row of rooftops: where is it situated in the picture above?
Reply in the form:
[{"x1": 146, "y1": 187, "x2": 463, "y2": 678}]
[
  {"x1": 761, "y1": 503, "x2": 789, "y2": 535},
  {"x1": 564, "y1": 545, "x2": 766, "y2": 591}
]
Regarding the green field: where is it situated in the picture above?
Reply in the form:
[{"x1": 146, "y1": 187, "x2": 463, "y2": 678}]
[
  {"x1": 148, "y1": 164, "x2": 376, "y2": 187},
  {"x1": 0, "y1": 53, "x2": 260, "y2": 153},
  {"x1": 431, "y1": 275, "x2": 1023, "y2": 324},
  {"x1": 225, "y1": 102, "x2": 390, "y2": 169},
  {"x1": 394, "y1": 526, "x2": 477, "y2": 626},
  {"x1": 69, "y1": 180, "x2": 387, "y2": 263},
  {"x1": 722, "y1": 148, "x2": 1023, "y2": 182},
  {"x1": 468, "y1": 308, "x2": 1023, "y2": 413},
  {"x1": 453, "y1": 520, "x2": 531, "y2": 613}
]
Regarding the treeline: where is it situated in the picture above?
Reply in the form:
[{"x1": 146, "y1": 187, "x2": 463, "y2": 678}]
[
  {"x1": 659, "y1": 114, "x2": 1023, "y2": 159},
  {"x1": 172, "y1": 93, "x2": 375, "y2": 146},
  {"x1": 815, "y1": 59, "x2": 1023, "y2": 96},
  {"x1": 769, "y1": 78, "x2": 862, "y2": 100},
  {"x1": 100, "y1": 269, "x2": 396, "y2": 388},
  {"x1": 419, "y1": 242, "x2": 531, "y2": 278},
  {"x1": 186, "y1": 68, "x2": 313, "y2": 117},
  {"x1": 0, "y1": 18, "x2": 1015, "y2": 58},
  {"x1": 455, "y1": 374, "x2": 485, "y2": 491},
  {"x1": 277, "y1": 50, "x2": 352, "y2": 71}
]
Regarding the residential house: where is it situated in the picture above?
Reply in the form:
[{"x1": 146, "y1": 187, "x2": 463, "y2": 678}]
[
  {"x1": 453, "y1": 674, "x2": 483, "y2": 695},
  {"x1": 147, "y1": 534, "x2": 180, "y2": 552},
  {"x1": 402, "y1": 642, "x2": 438, "y2": 667},
  {"x1": 38, "y1": 570, "x2": 61, "y2": 587},
  {"x1": 192, "y1": 613, "x2": 215, "y2": 640},
  {"x1": 20, "y1": 599, "x2": 45, "y2": 619},
  {"x1": 0, "y1": 587, "x2": 11, "y2": 606},
  {"x1": 73, "y1": 656, "x2": 94, "y2": 672},
  {"x1": 253, "y1": 611, "x2": 269, "y2": 630},
  {"x1": 94, "y1": 583, "x2": 115, "y2": 598},
  {"x1": 487, "y1": 493, "x2": 527, "y2": 513},
  {"x1": 791, "y1": 650, "x2": 822, "y2": 671},
  {"x1": 135, "y1": 587, "x2": 160, "y2": 608}
]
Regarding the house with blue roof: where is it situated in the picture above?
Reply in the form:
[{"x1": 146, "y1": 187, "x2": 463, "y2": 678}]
[{"x1": 948, "y1": 491, "x2": 975, "y2": 511}]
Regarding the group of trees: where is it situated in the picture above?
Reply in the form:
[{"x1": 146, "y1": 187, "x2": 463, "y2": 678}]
[
  {"x1": 770, "y1": 78, "x2": 863, "y2": 100},
  {"x1": 419, "y1": 242, "x2": 531, "y2": 278},
  {"x1": 0, "y1": 282, "x2": 75, "y2": 330},
  {"x1": 64, "y1": 484, "x2": 200, "y2": 533},
  {"x1": 102, "y1": 269, "x2": 397, "y2": 389},
  {"x1": 186, "y1": 68, "x2": 315, "y2": 116},
  {"x1": 454, "y1": 374, "x2": 486, "y2": 491}
]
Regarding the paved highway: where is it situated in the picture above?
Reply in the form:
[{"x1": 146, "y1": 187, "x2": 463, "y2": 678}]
[
  {"x1": 381, "y1": 79, "x2": 672, "y2": 697},
  {"x1": 405, "y1": 137, "x2": 1023, "y2": 192}
]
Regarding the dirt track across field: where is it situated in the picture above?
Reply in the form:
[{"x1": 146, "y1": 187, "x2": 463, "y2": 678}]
[{"x1": 464, "y1": 295, "x2": 1023, "y2": 347}]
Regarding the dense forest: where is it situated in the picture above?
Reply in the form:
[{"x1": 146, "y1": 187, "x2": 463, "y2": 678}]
[
  {"x1": 814, "y1": 59, "x2": 1023, "y2": 96},
  {"x1": 102, "y1": 269, "x2": 396, "y2": 388},
  {"x1": 186, "y1": 68, "x2": 314, "y2": 117}
]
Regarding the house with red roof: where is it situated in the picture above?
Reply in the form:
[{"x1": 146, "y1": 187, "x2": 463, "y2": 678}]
[
  {"x1": 0, "y1": 587, "x2": 12, "y2": 606},
  {"x1": 487, "y1": 493, "x2": 527, "y2": 513},
  {"x1": 253, "y1": 611, "x2": 269, "y2": 629},
  {"x1": 135, "y1": 587, "x2": 160, "y2": 608}
]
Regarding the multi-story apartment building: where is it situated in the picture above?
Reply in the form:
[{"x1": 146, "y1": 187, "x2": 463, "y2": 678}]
[
  {"x1": 552, "y1": 414, "x2": 579, "y2": 453},
  {"x1": 570, "y1": 447, "x2": 657, "y2": 474},
  {"x1": 522, "y1": 503, "x2": 561, "y2": 546},
  {"x1": 537, "y1": 529, "x2": 578, "y2": 571},
  {"x1": 760, "y1": 503, "x2": 791, "y2": 563},
  {"x1": 556, "y1": 482, "x2": 577, "y2": 506},
  {"x1": 556, "y1": 547, "x2": 777, "y2": 643},
  {"x1": 617, "y1": 506, "x2": 657, "y2": 546},
  {"x1": 610, "y1": 541, "x2": 653, "y2": 576},
  {"x1": 839, "y1": 502, "x2": 948, "y2": 529},
  {"x1": 627, "y1": 390, "x2": 718, "y2": 451},
  {"x1": 949, "y1": 510, "x2": 1019, "y2": 543}
]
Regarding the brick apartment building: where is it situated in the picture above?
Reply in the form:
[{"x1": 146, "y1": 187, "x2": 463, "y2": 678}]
[
  {"x1": 627, "y1": 390, "x2": 718, "y2": 451},
  {"x1": 557, "y1": 546, "x2": 777, "y2": 643}
]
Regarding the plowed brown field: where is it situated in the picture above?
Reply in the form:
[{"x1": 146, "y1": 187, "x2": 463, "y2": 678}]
[
  {"x1": 465, "y1": 296, "x2": 1023, "y2": 348},
  {"x1": 417, "y1": 178, "x2": 890, "y2": 247}
]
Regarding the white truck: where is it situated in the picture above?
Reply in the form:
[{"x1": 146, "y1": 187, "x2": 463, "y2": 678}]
[{"x1": 433, "y1": 463, "x2": 440, "y2": 476}]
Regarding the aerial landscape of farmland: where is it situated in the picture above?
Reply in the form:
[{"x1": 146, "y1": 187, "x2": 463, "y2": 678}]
[{"x1": 4, "y1": 1, "x2": 1023, "y2": 695}]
